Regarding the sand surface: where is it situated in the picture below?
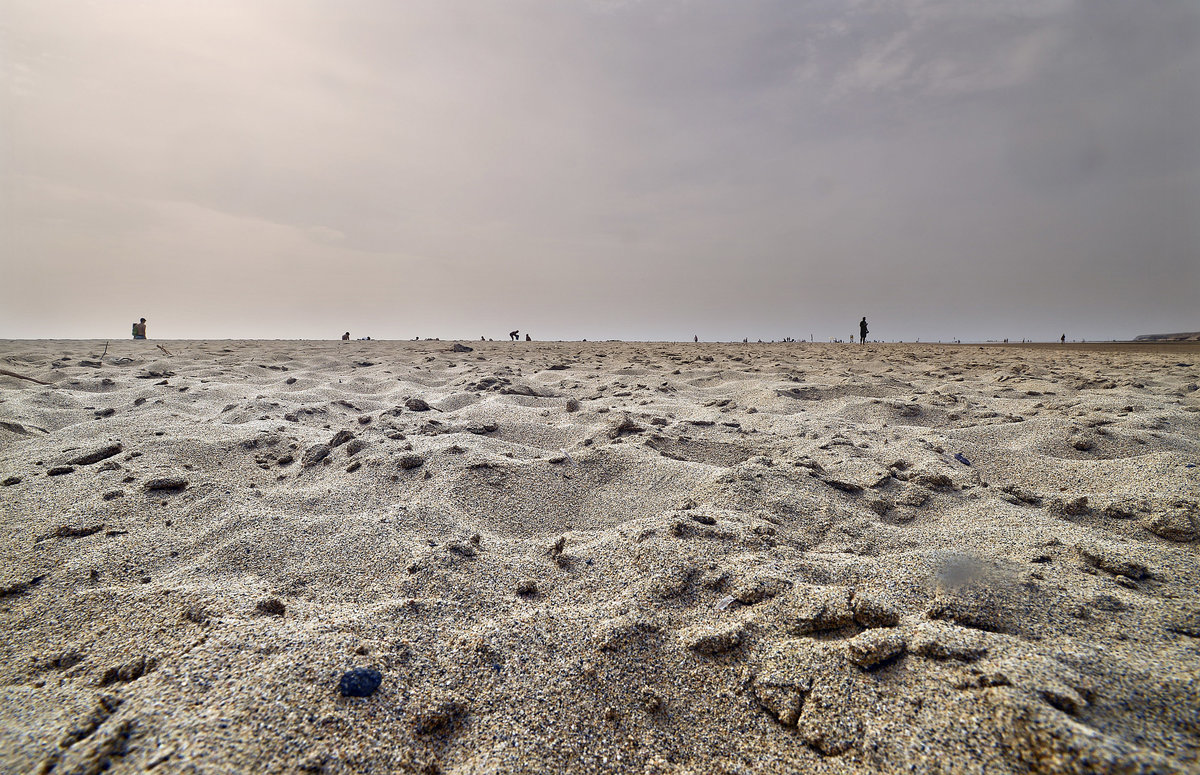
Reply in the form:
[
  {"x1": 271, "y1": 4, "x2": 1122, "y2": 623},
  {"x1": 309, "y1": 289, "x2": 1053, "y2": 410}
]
[{"x1": 1, "y1": 339, "x2": 1198, "y2": 774}]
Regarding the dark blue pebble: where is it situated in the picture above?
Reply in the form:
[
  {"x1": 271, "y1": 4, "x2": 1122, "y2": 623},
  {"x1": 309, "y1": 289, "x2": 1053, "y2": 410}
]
[{"x1": 339, "y1": 668, "x2": 382, "y2": 697}]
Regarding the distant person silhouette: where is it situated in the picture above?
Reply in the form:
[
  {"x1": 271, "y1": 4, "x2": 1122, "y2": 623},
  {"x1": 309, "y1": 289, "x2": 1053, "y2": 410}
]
[
  {"x1": 341, "y1": 332, "x2": 350, "y2": 341},
  {"x1": 859, "y1": 317, "x2": 868, "y2": 345},
  {"x1": 132, "y1": 318, "x2": 147, "y2": 339},
  {"x1": 694, "y1": 334, "x2": 698, "y2": 343},
  {"x1": 1061, "y1": 333, "x2": 1066, "y2": 344},
  {"x1": 525, "y1": 333, "x2": 531, "y2": 341},
  {"x1": 509, "y1": 330, "x2": 519, "y2": 341}
]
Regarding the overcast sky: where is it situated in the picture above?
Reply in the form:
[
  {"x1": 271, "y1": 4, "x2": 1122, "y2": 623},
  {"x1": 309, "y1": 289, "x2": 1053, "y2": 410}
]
[{"x1": 3, "y1": 0, "x2": 1197, "y2": 341}]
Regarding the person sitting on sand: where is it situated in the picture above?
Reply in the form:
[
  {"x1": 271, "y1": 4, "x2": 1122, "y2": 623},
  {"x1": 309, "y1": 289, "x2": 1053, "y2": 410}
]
[
  {"x1": 132, "y1": 318, "x2": 147, "y2": 339},
  {"x1": 510, "y1": 330, "x2": 519, "y2": 341},
  {"x1": 859, "y1": 317, "x2": 869, "y2": 345},
  {"x1": 525, "y1": 333, "x2": 531, "y2": 341},
  {"x1": 342, "y1": 332, "x2": 350, "y2": 341}
]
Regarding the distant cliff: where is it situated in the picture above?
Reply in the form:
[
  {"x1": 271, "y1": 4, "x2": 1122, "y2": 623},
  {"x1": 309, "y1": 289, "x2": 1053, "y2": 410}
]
[{"x1": 1134, "y1": 331, "x2": 1200, "y2": 341}]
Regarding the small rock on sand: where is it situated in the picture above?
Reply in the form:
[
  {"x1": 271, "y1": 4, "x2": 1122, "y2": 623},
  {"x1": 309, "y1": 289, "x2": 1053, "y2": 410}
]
[
  {"x1": 398, "y1": 454, "x2": 425, "y2": 470},
  {"x1": 301, "y1": 444, "x2": 332, "y2": 467},
  {"x1": 499, "y1": 384, "x2": 541, "y2": 397},
  {"x1": 338, "y1": 668, "x2": 382, "y2": 698},
  {"x1": 143, "y1": 477, "x2": 189, "y2": 491},
  {"x1": 69, "y1": 444, "x2": 124, "y2": 466}
]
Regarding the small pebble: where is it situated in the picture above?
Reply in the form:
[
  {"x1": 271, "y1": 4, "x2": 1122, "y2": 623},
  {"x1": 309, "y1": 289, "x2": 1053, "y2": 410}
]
[{"x1": 338, "y1": 667, "x2": 383, "y2": 698}]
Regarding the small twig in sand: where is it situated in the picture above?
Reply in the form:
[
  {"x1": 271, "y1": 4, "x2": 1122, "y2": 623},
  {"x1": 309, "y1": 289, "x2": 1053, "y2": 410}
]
[
  {"x1": 558, "y1": 448, "x2": 579, "y2": 479},
  {"x1": 0, "y1": 368, "x2": 51, "y2": 386},
  {"x1": 99, "y1": 342, "x2": 109, "y2": 360},
  {"x1": 156, "y1": 344, "x2": 174, "y2": 357}
]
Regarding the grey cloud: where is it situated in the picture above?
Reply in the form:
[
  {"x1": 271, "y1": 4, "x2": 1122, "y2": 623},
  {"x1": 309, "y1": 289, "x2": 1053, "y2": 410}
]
[{"x1": 2, "y1": 0, "x2": 1197, "y2": 341}]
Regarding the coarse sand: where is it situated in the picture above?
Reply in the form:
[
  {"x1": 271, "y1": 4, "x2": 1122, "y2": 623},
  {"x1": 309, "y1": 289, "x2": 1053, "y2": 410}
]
[{"x1": 1, "y1": 339, "x2": 1198, "y2": 774}]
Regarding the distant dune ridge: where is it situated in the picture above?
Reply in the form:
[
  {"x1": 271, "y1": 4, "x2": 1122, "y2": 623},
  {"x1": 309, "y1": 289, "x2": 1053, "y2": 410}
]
[
  {"x1": 1, "y1": 339, "x2": 1198, "y2": 774},
  {"x1": 1134, "y1": 331, "x2": 1200, "y2": 341}
]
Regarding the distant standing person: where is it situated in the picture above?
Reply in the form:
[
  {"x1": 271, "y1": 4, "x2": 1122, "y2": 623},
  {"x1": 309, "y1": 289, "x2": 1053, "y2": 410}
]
[
  {"x1": 132, "y1": 318, "x2": 147, "y2": 339},
  {"x1": 509, "y1": 330, "x2": 519, "y2": 341},
  {"x1": 1061, "y1": 333, "x2": 1066, "y2": 344},
  {"x1": 859, "y1": 317, "x2": 868, "y2": 345}
]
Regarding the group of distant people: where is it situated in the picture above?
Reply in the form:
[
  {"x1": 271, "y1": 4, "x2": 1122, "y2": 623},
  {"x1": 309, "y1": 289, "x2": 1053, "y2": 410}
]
[
  {"x1": 126, "y1": 316, "x2": 1063, "y2": 343},
  {"x1": 691, "y1": 318, "x2": 874, "y2": 344},
  {"x1": 335, "y1": 330, "x2": 532, "y2": 341}
]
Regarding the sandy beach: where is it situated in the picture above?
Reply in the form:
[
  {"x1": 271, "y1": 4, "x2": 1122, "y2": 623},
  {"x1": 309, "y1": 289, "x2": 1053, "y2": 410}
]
[{"x1": 1, "y1": 339, "x2": 1197, "y2": 774}]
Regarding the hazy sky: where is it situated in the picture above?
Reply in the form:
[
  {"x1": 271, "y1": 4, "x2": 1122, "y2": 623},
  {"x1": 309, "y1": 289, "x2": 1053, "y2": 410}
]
[{"x1": 3, "y1": 0, "x2": 1198, "y2": 341}]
